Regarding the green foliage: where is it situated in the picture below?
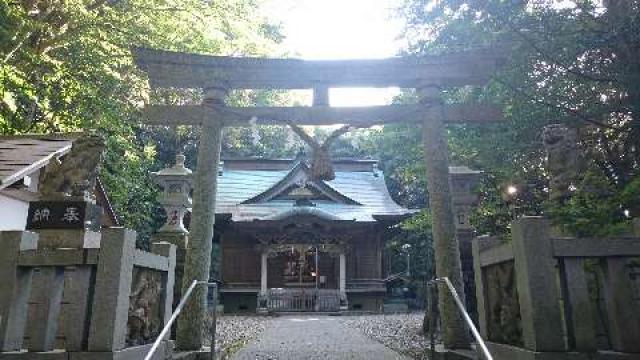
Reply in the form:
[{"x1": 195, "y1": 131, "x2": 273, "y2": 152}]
[
  {"x1": 0, "y1": 0, "x2": 282, "y2": 241},
  {"x1": 545, "y1": 169, "x2": 638, "y2": 237},
  {"x1": 396, "y1": 0, "x2": 640, "y2": 236}
]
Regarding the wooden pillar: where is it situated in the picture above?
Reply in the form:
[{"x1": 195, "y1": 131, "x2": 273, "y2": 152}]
[
  {"x1": 419, "y1": 86, "x2": 470, "y2": 349},
  {"x1": 176, "y1": 86, "x2": 224, "y2": 350},
  {"x1": 260, "y1": 252, "x2": 268, "y2": 294}
]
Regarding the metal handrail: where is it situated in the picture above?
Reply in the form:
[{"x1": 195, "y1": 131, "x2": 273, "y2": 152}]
[
  {"x1": 144, "y1": 280, "x2": 218, "y2": 360},
  {"x1": 428, "y1": 277, "x2": 493, "y2": 360}
]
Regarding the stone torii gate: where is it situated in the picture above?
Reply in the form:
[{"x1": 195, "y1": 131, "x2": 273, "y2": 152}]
[{"x1": 134, "y1": 47, "x2": 505, "y2": 350}]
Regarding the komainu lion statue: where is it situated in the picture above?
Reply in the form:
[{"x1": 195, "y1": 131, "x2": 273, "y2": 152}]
[
  {"x1": 40, "y1": 134, "x2": 105, "y2": 198},
  {"x1": 542, "y1": 124, "x2": 581, "y2": 201}
]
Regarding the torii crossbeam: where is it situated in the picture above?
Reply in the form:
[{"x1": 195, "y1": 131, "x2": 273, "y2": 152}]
[
  {"x1": 133, "y1": 46, "x2": 507, "y2": 351},
  {"x1": 134, "y1": 47, "x2": 505, "y2": 127}
]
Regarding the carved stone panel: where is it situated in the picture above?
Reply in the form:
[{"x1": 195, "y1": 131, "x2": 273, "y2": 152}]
[
  {"x1": 484, "y1": 260, "x2": 523, "y2": 346},
  {"x1": 126, "y1": 267, "x2": 163, "y2": 346}
]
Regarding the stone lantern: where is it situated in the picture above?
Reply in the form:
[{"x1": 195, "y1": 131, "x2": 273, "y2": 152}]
[{"x1": 152, "y1": 153, "x2": 193, "y2": 233}]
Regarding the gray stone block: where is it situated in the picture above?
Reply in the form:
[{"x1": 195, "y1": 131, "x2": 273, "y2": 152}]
[
  {"x1": 87, "y1": 228, "x2": 136, "y2": 352},
  {"x1": 511, "y1": 217, "x2": 565, "y2": 352},
  {"x1": 35, "y1": 230, "x2": 100, "y2": 250},
  {"x1": 132, "y1": 249, "x2": 169, "y2": 271}
]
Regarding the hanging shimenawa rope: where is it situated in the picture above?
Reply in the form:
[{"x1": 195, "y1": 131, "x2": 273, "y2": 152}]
[{"x1": 287, "y1": 122, "x2": 355, "y2": 181}]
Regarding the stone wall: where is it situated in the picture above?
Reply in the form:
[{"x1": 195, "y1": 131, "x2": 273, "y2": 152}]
[
  {"x1": 473, "y1": 217, "x2": 640, "y2": 359},
  {"x1": 0, "y1": 229, "x2": 176, "y2": 359}
]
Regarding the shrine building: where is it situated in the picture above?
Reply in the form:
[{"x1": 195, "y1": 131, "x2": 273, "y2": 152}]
[{"x1": 213, "y1": 157, "x2": 413, "y2": 313}]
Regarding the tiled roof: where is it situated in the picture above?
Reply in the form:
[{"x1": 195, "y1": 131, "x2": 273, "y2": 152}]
[
  {"x1": 0, "y1": 135, "x2": 73, "y2": 190},
  {"x1": 215, "y1": 159, "x2": 413, "y2": 222}
]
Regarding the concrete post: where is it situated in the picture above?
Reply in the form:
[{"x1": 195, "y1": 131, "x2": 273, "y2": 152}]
[
  {"x1": 419, "y1": 86, "x2": 469, "y2": 348},
  {"x1": 88, "y1": 228, "x2": 136, "y2": 352},
  {"x1": 177, "y1": 86, "x2": 224, "y2": 350},
  {"x1": 602, "y1": 257, "x2": 640, "y2": 353},
  {"x1": 151, "y1": 241, "x2": 177, "y2": 341},
  {"x1": 260, "y1": 252, "x2": 268, "y2": 295},
  {"x1": 0, "y1": 231, "x2": 37, "y2": 351},
  {"x1": 26, "y1": 266, "x2": 65, "y2": 352},
  {"x1": 511, "y1": 217, "x2": 565, "y2": 351}
]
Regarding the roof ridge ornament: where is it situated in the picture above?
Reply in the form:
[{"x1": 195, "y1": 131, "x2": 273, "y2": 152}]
[{"x1": 287, "y1": 122, "x2": 362, "y2": 181}]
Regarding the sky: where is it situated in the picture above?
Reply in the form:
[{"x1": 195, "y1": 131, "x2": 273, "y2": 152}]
[{"x1": 261, "y1": 0, "x2": 405, "y2": 107}]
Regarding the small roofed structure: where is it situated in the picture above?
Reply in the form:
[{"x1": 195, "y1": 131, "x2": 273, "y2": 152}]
[
  {"x1": 0, "y1": 134, "x2": 119, "y2": 231},
  {"x1": 214, "y1": 157, "x2": 414, "y2": 313}
]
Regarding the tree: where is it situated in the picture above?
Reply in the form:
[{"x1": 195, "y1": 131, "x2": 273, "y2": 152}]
[
  {"x1": 1, "y1": 0, "x2": 283, "y2": 240},
  {"x1": 396, "y1": 0, "x2": 639, "y2": 235}
]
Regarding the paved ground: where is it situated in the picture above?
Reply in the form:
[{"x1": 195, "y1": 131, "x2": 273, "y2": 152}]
[{"x1": 230, "y1": 315, "x2": 411, "y2": 359}]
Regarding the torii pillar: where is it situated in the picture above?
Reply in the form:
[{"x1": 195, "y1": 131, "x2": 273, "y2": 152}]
[
  {"x1": 176, "y1": 86, "x2": 225, "y2": 350},
  {"x1": 420, "y1": 86, "x2": 470, "y2": 348}
]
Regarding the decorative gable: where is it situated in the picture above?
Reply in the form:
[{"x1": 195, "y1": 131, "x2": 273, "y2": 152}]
[{"x1": 241, "y1": 161, "x2": 360, "y2": 205}]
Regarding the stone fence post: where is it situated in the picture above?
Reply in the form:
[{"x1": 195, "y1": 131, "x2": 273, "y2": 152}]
[
  {"x1": 87, "y1": 228, "x2": 136, "y2": 352},
  {"x1": 151, "y1": 241, "x2": 177, "y2": 340},
  {"x1": 602, "y1": 256, "x2": 640, "y2": 353},
  {"x1": 511, "y1": 217, "x2": 565, "y2": 352},
  {"x1": 0, "y1": 231, "x2": 38, "y2": 351},
  {"x1": 152, "y1": 232, "x2": 187, "y2": 308}
]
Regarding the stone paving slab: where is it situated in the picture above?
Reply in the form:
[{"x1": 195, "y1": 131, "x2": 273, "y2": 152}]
[{"x1": 231, "y1": 315, "x2": 410, "y2": 360}]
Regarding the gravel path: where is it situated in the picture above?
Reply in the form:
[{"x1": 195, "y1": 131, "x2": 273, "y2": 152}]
[
  {"x1": 205, "y1": 315, "x2": 271, "y2": 359},
  {"x1": 230, "y1": 315, "x2": 410, "y2": 360},
  {"x1": 341, "y1": 314, "x2": 431, "y2": 359}
]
